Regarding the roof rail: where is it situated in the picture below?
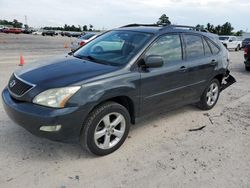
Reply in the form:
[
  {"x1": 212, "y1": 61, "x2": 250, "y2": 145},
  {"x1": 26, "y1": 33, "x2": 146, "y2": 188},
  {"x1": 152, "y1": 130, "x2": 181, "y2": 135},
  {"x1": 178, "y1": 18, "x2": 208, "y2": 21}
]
[
  {"x1": 120, "y1": 23, "x2": 209, "y2": 33},
  {"x1": 163, "y1": 25, "x2": 209, "y2": 32},
  {"x1": 120, "y1": 23, "x2": 168, "y2": 28}
]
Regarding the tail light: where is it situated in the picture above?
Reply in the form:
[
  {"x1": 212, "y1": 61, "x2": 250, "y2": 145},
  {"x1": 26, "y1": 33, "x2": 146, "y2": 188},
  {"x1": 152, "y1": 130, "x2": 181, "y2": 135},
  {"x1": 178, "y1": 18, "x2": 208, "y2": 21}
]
[
  {"x1": 244, "y1": 48, "x2": 248, "y2": 55},
  {"x1": 79, "y1": 41, "x2": 86, "y2": 46}
]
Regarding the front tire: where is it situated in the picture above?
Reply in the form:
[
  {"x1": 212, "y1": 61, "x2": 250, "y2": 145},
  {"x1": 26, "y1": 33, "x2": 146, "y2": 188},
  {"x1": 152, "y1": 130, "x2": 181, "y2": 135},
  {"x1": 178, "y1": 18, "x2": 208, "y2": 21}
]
[
  {"x1": 197, "y1": 79, "x2": 220, "y2": 110},
  {"x1": 80, "y1": 102, "x2": 130, "y2": 156}
]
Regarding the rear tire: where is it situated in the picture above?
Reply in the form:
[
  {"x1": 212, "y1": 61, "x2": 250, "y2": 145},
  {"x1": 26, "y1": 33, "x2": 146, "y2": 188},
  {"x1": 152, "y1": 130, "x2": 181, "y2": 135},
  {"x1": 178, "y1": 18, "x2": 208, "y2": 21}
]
[
  {"x1": 80, "y1": 102, "x2": 130, "y2": 156},
  {"x1": 197, "y1": 79, "x2": 220, "y2": 110},
  {"x1": 246, "y1": 66, "x2": 250, "y2": 71},
  {"x1": 235, "y1": 45, "x2": 240, "y2": 51}
]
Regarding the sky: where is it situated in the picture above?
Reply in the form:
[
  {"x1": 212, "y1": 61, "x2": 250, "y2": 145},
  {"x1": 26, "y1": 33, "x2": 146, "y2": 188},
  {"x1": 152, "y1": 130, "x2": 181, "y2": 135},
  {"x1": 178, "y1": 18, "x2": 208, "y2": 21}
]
[{"x1": 0, "y1": 0, "x2": 250, "y2": 31}]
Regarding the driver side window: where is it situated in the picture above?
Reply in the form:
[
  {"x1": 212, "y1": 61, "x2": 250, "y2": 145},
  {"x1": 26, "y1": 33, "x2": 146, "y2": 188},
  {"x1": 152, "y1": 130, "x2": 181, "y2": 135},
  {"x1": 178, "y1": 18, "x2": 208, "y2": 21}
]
[{"x1": 145, "y1": 34, "x2": 183, "y2": 65}]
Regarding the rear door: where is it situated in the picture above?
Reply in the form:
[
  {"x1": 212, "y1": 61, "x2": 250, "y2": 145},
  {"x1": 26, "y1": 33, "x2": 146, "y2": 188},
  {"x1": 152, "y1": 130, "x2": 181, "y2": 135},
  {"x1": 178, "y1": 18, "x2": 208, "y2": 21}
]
[
  {"x1": 183, "y1": 34, "x2": 219, "y2": 101},
  {"x1": 139, "y1": 33, "x2": 190, "y2": 114}
]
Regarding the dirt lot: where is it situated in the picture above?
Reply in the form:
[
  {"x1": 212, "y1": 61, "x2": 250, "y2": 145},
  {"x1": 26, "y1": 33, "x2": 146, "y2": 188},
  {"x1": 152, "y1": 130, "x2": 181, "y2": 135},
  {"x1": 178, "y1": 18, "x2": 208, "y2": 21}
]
[{"x1": 0, "y1": 33, "x2": 249, "y2": 188}]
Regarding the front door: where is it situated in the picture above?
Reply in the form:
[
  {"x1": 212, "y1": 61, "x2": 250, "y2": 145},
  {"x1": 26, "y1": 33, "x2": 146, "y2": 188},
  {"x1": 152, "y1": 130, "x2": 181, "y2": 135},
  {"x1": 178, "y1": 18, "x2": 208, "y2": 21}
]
[{"x1": 139, "y1": 34, "x2": 189, "y2": 115}]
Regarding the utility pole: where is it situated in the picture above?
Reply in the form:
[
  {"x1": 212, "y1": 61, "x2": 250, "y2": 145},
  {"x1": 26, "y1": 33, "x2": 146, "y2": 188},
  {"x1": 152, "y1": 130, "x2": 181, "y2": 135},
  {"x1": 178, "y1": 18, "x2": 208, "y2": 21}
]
[{"x1": 25, "y1": 15, "x2": 28, "y2": 26}]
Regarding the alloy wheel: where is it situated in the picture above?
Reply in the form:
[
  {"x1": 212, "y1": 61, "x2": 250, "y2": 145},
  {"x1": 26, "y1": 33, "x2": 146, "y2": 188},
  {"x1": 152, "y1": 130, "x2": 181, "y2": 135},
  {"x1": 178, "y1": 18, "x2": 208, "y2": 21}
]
[
  {"x1": 94, "y1": 113, "x2": 126, "y2": 150},
  {"x1": 206, "y1": 82, "x2": 219, "y2": 106}
]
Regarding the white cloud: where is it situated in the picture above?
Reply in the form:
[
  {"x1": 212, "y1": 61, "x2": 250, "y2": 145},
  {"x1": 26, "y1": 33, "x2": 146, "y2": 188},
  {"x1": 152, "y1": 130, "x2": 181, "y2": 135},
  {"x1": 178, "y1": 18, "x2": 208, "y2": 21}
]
[{"x1": 0, "y1": 0, "x2": 249, "y2": 31}]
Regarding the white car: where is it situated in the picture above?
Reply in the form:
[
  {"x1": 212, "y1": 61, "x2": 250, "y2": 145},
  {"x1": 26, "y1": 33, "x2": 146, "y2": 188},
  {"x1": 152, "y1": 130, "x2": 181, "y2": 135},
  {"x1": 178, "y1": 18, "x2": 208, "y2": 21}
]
[
  {"x1": 71, "y1": 33, "x2": 98, "y2": 51},
  {"x1": 32, "y1": 30, "x2": 43, "y2": 35},
  {"x1": 219, "y1": 36, "x2": 242, "y2": 51}
]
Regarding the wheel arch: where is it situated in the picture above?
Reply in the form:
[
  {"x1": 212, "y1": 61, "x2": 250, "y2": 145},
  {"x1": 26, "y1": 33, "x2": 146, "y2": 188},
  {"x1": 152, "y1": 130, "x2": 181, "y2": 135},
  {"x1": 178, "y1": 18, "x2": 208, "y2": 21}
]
[{"x1": 87, "y1": 95, "x2": 136, "y2": 125}]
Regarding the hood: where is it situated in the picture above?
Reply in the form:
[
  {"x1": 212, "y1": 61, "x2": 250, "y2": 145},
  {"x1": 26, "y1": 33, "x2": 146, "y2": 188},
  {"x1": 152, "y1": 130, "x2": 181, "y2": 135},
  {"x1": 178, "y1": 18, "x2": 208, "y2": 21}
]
[{"x1": 15, "y1": 55, "x2": 118, "y2": 88}]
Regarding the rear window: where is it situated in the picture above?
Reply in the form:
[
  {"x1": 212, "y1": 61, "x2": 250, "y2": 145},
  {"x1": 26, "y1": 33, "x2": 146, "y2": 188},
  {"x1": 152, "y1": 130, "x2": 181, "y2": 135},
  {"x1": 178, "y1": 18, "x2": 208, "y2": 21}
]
[
  {"x1": 184, "y1": 34, "x2": 204, "y2": 59},
  {"x1": 219, "y1": 37, "x2": 229, "y2": 40},
  {"x1": 80, "y1": 33, "x2": 95, "y2": 40}
]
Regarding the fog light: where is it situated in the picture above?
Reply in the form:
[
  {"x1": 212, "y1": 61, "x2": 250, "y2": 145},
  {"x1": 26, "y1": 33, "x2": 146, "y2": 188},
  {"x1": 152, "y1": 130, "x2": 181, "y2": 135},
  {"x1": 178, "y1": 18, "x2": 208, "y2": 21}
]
[{"x1": 40, "y1": 125, "x2": 61, "y2": 132}]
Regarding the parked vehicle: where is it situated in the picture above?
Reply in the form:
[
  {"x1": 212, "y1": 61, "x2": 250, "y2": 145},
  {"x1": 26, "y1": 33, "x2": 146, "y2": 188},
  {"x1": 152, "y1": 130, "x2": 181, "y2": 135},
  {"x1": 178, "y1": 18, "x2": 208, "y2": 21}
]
[
  {"x1": 242, "y1": 38, "x2": 250, "y2": 48},
  {"x1": 32, "y1": 30, "x2": 43, "y2": 35},
  {"x1": 64, "y1": 31, "x2": 83, "y2": 38},
  {"x1": 3, "y1": 28, "x2": 22, "y2": 34},
  {"x1": 219, "y1": 36, "x2": 242, "y2": 51},
  {"x1": 244, "y1": 44, "x2": 250, "y2": 71},
  {"x1": 22, "y1": 29, "x2": 34, "y2": 34},
  {"x1": 71, "y1": 33, "x2": 98, "y2": 51},
  {"x1": 0, "y1": 25, "x2": 5, "y2": 32},
  {"x1": 42, "y1": 30, "x2": 55, "y2": 36},
  {"x1": 2, "y1": 24, "x2": 236, "y2": 156}
]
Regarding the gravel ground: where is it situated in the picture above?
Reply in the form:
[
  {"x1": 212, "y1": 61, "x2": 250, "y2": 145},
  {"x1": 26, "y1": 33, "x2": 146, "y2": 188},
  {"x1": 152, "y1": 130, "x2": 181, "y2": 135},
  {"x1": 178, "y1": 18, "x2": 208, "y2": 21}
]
[{"x1": 0, "y1": 33, "x2": 249, "y2": 188}]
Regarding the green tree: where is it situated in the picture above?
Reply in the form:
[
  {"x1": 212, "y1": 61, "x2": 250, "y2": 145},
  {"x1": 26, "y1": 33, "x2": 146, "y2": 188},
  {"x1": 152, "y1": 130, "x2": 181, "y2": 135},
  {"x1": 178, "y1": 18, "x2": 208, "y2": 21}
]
[
  {"x1": 234, "y1": 30, "x2": 243, "y2": 36},
  {"x1": 83, "y1": 25, "x2": 88, "y2": 31},
  {"x1": 12, "y1": 19, "x2": 23, "y2": 28},
  {"x1": 157, "y1": 14, "x2": 171, "y2": 25},
  {"x1": 205, "y1": 23, "x2": 215, "y2": 33},
  {"x1": 89, "y1": 24, "x2": 93, "y2": 31},
  {"x1": 220, "y1": 22, "x2": 234, "y2": 35}
]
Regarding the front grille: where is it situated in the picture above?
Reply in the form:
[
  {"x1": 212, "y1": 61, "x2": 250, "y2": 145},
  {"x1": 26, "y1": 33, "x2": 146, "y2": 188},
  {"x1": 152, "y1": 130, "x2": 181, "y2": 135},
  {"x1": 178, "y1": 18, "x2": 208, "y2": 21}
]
[{"x1": 8, "y1": 74, "x2": 34, "y2": 97}]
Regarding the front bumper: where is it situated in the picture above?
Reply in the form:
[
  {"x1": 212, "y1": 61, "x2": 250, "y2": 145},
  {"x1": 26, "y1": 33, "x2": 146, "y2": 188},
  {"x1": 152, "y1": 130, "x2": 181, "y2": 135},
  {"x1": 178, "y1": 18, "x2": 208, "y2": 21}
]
[{"x1": 2, "y1": 88, "x2": 87, "y2": 142}]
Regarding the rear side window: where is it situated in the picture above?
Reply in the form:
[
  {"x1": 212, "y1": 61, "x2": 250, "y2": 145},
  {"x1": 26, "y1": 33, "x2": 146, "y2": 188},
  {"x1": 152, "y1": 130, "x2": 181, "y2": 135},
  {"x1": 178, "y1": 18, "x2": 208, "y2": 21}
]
[
  {"x1": 206, "y1": 39, "x2": 220, "y2": 54},
  {"x1": 184, "y1": 34, "x2": 204, "y2": 59},
  {"x1": 145, "y1": 34, "x2": 183, "y2": 64},
  {"x1": 203, "y1": 38, "x2": 212, "y2": 56}
]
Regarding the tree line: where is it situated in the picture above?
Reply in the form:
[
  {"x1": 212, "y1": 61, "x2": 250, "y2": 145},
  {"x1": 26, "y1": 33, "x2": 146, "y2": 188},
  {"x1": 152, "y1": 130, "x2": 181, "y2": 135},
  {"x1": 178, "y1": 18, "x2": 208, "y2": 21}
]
[
  {"x1": 157, "y1": 14, "x2": 243, "y2": 36},
  {"x1": 196, "y1": 22, "x2": 243, "y2": 36},
  {"x1": 43, "y1": 24, "x2": 95, "y2": 32},
  {"x1": 0, "y1": 19, "x2": 23, "y2": 28},
  {"x1": 0, "y1": 19, "x2": 96, "y2": 32},
  {"x1": 1, "y1": 16, "x2": 245, "y2": 36}
]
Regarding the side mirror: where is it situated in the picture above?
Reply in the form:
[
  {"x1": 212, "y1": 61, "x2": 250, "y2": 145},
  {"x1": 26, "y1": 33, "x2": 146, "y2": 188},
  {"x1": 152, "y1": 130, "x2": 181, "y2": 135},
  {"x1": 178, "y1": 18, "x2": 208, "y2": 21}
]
[
  {"x1": 229, "y1": 40, "x2": 233, "y2": 42},
  {"x1": 143, "y1": 55, "x2": 164, "y2": 68}
]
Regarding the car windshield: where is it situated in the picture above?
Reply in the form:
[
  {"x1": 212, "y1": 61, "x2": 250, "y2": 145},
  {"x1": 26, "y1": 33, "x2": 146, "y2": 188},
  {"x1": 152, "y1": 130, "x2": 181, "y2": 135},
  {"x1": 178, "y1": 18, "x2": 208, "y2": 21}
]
[
  {"x1": 80, "y1": 33, "x2": 96, "y2": 40},
  {"x1": 219, "y1": 37, "x2": 229, "y2": 40},
  {"x1": 243, "y1": 38, "x2": 250, "y2": 42},
  {"x1": 73, "y1": 30, "x2": 152, "y2": 66}
]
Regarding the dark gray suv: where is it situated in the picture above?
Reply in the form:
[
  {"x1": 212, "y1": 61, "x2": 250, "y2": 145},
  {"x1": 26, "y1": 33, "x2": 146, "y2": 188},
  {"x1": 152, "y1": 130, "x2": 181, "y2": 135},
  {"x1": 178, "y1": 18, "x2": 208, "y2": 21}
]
[{"x1": 2, "y1": 24, "x2": 235, "y2": 155}]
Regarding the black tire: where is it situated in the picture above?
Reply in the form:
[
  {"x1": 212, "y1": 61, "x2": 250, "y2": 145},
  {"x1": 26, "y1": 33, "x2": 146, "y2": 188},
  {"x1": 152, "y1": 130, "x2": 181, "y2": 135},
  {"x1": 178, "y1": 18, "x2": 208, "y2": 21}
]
[
  {"x1": 235, "y1": 45, "x2": 240, "y2": 51},
  {"x1": 246, "y1": 66, "x2": 250, "y2": 71},
  {"x1": 197, "y1": 79, "x2": 220, "y2": 110},
  {"x1": 80, "y1": 101, "x2": 130, "y2": 156}
]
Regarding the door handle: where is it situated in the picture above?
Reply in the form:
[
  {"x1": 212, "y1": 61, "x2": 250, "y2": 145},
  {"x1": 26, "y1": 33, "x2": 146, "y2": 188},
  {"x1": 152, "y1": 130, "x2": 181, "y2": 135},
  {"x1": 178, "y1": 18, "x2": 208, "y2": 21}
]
[
  {"x1": 211, "y1": 59, "x2": 217, "y2": 65},
  {"x1": 179, "y1": 66, "x2": 187, "y2": 72}
]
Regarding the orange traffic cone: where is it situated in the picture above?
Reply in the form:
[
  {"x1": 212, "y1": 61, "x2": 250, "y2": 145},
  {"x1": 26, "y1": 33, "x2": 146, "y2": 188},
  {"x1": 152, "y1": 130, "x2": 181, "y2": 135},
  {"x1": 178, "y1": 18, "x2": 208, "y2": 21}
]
[
  {"x1": 19, "y1": 55, "x2": 25, "y2": 66},
  {"x1": 64, "y1": 42, "x2": 68, "y2": 48}
]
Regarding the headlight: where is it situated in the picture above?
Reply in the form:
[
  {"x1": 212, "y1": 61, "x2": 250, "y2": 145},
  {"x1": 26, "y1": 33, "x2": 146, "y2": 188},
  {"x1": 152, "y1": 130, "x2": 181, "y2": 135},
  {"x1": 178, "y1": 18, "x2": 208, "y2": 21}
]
[{"x1": 33, "y1": 86, "x2": 80, "y2": 108}]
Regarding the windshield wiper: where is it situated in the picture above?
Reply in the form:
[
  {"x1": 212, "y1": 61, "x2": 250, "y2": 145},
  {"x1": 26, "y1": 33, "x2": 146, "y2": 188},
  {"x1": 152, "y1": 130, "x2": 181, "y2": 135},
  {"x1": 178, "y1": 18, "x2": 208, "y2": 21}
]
[
  {"x1": 73, "y1": 54, "x2": 115, "y2": 66},
  {"x1": 73, "y1": 54, "x2": 102, "y2": 63}
]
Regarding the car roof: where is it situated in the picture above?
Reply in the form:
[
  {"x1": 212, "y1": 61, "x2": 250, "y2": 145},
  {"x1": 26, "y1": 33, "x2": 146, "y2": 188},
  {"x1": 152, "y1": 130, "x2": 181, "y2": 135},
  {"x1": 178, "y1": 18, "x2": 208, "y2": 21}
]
[{"x1": 115, "y1": 24, "x2": 218, "y2": 40}]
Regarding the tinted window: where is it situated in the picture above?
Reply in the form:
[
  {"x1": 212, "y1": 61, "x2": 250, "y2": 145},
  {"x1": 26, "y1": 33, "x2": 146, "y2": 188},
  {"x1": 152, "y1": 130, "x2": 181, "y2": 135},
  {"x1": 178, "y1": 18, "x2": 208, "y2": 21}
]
[
  {"x1": 203, "y1": 38, "x2": 212, "y2": 56},
  {"x1": 80, "y1": 33, "x2": 95, "y2": 40},
  {"x1": 184, "y1": 34, "x2": 204, "y2": 59},
  {"x1": 206, "y1": 39, "x2": 220, "y2": 54},
  {"x1": 231, "y1": 37, "x2": 236, "y2": 41},
  {"x1": 219, "y1": 37, "x2": 229, "y2": 40},
  {"x1": 145, "y1": 34, "x2": 183, "y2": 64},
  {"x1": 243, "y1": 38, "x2": 250, "y2": 42}
]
